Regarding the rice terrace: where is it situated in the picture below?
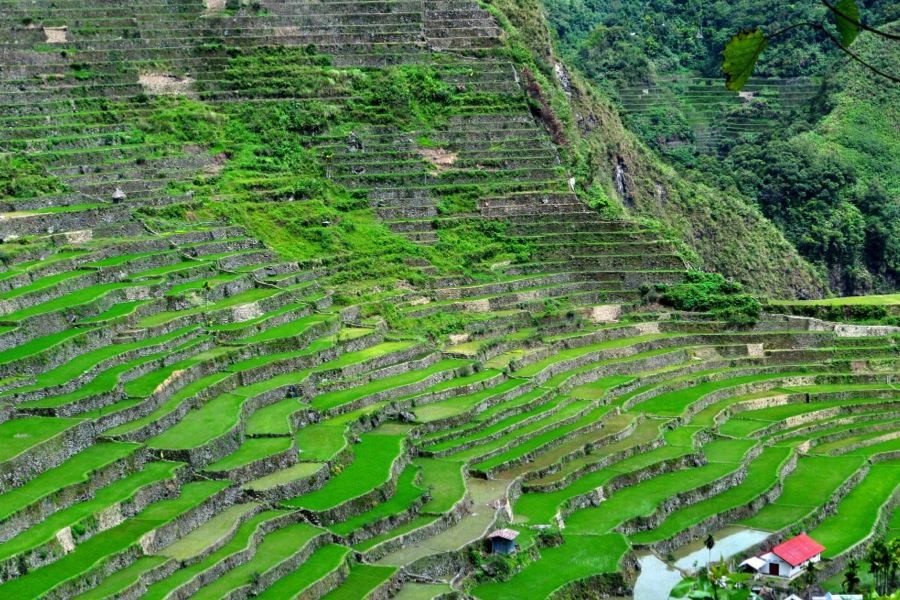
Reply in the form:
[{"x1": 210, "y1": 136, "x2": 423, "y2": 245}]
[{"x1": 0, "y1": 0, "x2": 897, "y2": 598}]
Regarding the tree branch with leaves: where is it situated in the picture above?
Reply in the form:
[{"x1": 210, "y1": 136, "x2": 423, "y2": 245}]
[{"x1": 722, "y1": 0, "x2": 899, "y2": 90}]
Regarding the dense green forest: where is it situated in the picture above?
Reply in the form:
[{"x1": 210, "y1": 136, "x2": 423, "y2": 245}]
[{"x1": 542, "y1": 0, "x2": 899, "y2": 295}]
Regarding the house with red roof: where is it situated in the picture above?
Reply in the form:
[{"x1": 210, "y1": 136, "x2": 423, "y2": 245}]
[{"x1": 739, "y1": 533, "x2": 825, "y2": 579}]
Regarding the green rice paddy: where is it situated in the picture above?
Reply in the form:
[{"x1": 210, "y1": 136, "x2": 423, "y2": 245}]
[{"x1": 0, "y1": 8, "x2": 895, "y2": 598}]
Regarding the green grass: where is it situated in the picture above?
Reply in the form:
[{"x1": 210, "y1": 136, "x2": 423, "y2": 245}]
[
  {"x1": 842, "y1": 436, "x2": 900, "y2": 457},
  {"x1": 138, "y1": 286, "x2": 281, "y2": 327},
  {"x1": 284, "y1": 432, "x2": 405, "y2": 511},
  {"x1": 0, "y1": 461, "x2": 184, "y2": 562},
  {"x1": 0, "y1": 252, "x2": 85, "y2": 284},
  {"x1": 244, "y1": 461, "x2": 325, "y2": 492},
  {"x1": 130, "y1": 260, "x2": 210, "y2": 279},
  {"x1": 246, "y1": 397, "x2": 304, "y2": 435},
  {"x1": 630, "y1": 445, "x2": 793, "y2": 543},
  {"x1": 394, "y1": 583, "x2": 453, "y2": 600},
  {"x1": 0, "y1": 270, "x2": 84, "y2": 301},
  {"x1": 18, "y1": 337, "x2": 211, "y2": 411},
  {"x1": 0, "y1": 480, "x2": 227, "y2": 599},
  {"x1": 0, "y1": 416, "x2": 84, "y2": 462},
  {"x1": 165, "y1": 273, "x2": 240, "y2": 296},
  {"x1": 208, "y1": 300, "x2": 311, "y2": 332},
  {"x1": 311, "y1": 358, "x2": 472, "y2": 411},
  {"x1": 320, "y1": 563, "x2": 397, "y2": 600},
  {"x1": 719, "y1": 398, "x2": 890, "y2": 437},
  {"x1": 458, "y1": 398, "x2": 594, "y2": 465},
  {"x1": 191, "y1": 521, "x2": 324, "y2": 600},
  {"x1": 78, "y1": 299, "x2": 151, "y2": 323},
  {"x1": 426, "y1": 393, "x2": 562, "y2": 454},
  {"x1": 72, "y1": 555, "x2": 169, "y2": 600},
  {"x1": 121, "y1": 347, "x2": 233, "y2": 398},
  {"x1": 533, "y1": 417, "x2": 663, "y2": 486},
  {"x1": 205, "y1": 437, "x2": 293, "y2": 472},
  {"x1": 808, "y1": 460, "x2": 900, "y2": 557},
  {"x1": 160, "y1": 503, "x2": 259, "y2": 560},
  {"x1": 352, "y1": 515, "x2": 438, "y2": 552},
  {"x1": 238, "y1": 313, "x2": 333, "y2": 344},
  {"x1": 142, "y1": 510, "x2": 287, "y2": 600},
  {"x1": 84, "y1": 251, "x2": 170, "y2": 269},
  {"x1": 254, "y1": 544, "x2": 351, "y2": 600},
  {"x1": 514, "y1": 437, "x2": 693, "y2": 525},
  {"x1": 415, "y1": 458, "x2": 466, "y2": 513},
  {"x1": 106, "y1": 370, "x2": 232, "y2": 437},
  {"x1": 0, "y1": 442, "x2": 140, "y2": 521},
  {"x1": 147, "y1": 391, "x2": 246, "y2": 450},
  {"x1": 473, "y1": 533, "x2": 629, "y2": 600},
  {"x1": 634, "y1": 372, "x2": 806, "y2": 417},
  {"x1": 770, "y1": 294, "x2": 900, "y2": 306},
  {"x1": 328, "y1": 466, "x2": 424, "y2": 537},
  {"x1": 811, "y1": 426, "x2": 900, "y2": 455},
  {"x1": 739, "y1": 454, "x2": 867, "y2": 531},
  {"x1": 471, "y1": 402, "x2": 612, "y2": 472},
  {"x1": 513, "y1": 334, "x2": 670, "y2": 377},
  {"x1": 6, "y1": 281, "x2": 158, "y2": 322},
  {"x1": 889, "y1": 501, "x2": 900, "y2": 539},
  {"x1": 296, "y1": 423, "x2": 347, "y2": 462},
  {"x1": 0, "y1": 328, "x2": 90, "y2": 366},
  {"x1": 3, "y1": 325, "x2": 198, "y2": 395},
  {"x1": 563, "y1": 439, "x2": 754, "y2": 534},
  {"x1": 413, "y1": 378, "x2": 528, "y2": 422},
  {"x1": 147, "y1": 333, "x2": 402, "y2": 451}
]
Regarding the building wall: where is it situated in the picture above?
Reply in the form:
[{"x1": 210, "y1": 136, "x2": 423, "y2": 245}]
[
  {"x1": 759, "y1": 552, "x2": 822, "y2": 578},
  {"x1": 491, "y1": 538, "x2": 516, "y2": 554}
]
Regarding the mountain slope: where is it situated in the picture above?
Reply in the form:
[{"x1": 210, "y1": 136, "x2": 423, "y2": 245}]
[{"x1": 486, "y1": 0, "x2": 827, "y2": 299}]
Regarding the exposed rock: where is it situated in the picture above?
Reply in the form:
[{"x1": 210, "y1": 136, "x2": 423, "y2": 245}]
[
  {"x1": 746, "y1": 343, "x2": 765, "y2": 357},
  {"x1": 63, "y1": 230, "x2": 93, "y2": 244},
  {"x1": 589, "y1": 304, "x2": 621, "y2": 323},
  {"x1": 139, "y1": 72, "x2": 196, "y2": 97},
  {"x1": 419, "y1": 147, "x2": 458, "y2": 172},
  {"x1": 231, "y1": 302, "x2": 264, "y2": 322},
  {"x1": 55, "y1": 527, "x2": 76, "y2": 553},
  {"x1": 43, "y1": 26, "x2": 67, "y2": 43}
]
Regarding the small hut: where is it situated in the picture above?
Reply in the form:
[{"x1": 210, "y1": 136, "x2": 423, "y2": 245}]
[
  {"x1": 739, "y1": 533, "x2": 824, "y2": 579},
  {"x1": 486, "y1": 528, "x2": 519, "y2": 555}
]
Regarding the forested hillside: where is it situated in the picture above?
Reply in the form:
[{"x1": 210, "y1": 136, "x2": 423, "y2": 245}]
[{"x1": 540, "y1": 0, "x2": 899, "y2": 295}]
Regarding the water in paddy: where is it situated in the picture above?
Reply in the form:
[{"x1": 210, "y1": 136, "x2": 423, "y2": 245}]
[
  {"x1": 393, "y1": 583, "x2": 453, "y2": 599},
  {"x1": 633, "y1": 526, "x2": 770, "y2": 600},
  {"x1": 376, "y1": 477, "x2": 510, "y2": 566}
]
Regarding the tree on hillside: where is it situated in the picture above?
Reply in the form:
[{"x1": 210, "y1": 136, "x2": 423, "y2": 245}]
[
  {"x1": 866, "y1": 537, "x2": 895, "y2": 595},
  {"x1": 888, "y1": 539, "x2": 900, "y2": 592},
  {"x1": 843, "y1": 559, "x2": 861, "y2": 593},
  {"x1": 705, "y1": 534, "x2": 716, "y2": 569},
  {"x1": 802, "y1": 560, "x2": 819, "y2": 599},
  {"x1": 722, "y1": 0, "x2": 900, "y2": 90}
]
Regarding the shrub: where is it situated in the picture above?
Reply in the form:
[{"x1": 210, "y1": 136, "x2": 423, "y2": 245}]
[
  {"x1": 536, "y1": 528, "x2": 564, "y2": 547},
  {"x1": 644, "y1": 271, "x2": 761, "y2": 325},
  {"x1": 0, "y1": 155, "x2": 66, "y2": 199}
]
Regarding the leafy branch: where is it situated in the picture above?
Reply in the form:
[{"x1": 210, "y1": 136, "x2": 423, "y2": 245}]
[{"x1": 722, "y1": 0, "x2": 899, "y2": 90}]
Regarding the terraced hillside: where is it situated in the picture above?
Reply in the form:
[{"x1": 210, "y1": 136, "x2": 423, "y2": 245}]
[
  {"x1": 0, "y1": 0, "x2": 898, "y2": 599},
  {"x1": 618, "y1": 77, "x2": 822, "y2": 153}
]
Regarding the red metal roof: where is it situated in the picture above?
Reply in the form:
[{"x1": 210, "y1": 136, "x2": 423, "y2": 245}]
[
  {"x1": 487, "y1": 528, "x2": 520, "y2": 540},
  {"x1": 771, "y1": 534, "x2": 825, "y2": 567}
]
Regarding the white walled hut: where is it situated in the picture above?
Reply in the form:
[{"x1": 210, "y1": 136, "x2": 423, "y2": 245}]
[{"x1": 740, "y1": 533, "x2": 824, "y2": 579}]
